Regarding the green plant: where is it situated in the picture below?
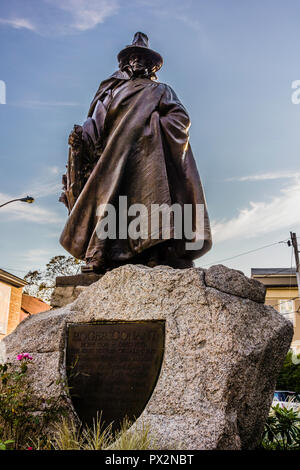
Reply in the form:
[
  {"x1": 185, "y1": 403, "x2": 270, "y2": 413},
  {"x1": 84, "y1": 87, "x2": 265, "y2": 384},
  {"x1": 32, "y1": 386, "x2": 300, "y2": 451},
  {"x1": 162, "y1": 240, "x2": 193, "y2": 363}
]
[
  {"x1": 276, "y1": 351, "x2": 300, "y2": 393},
  {"x1": 0, "y1": 439, "x2": 14, "y2": 450},
  {"x1": 0, "y1": 354, "x2": 159, "y2": 450},
  {"x1": 0, "y1": 354, "x2": 67, "y2": 449},
  {"x1": 51, "y1": 414, "x2": 156, "y2": 450},
  {"x1": 110, "y1": 417, "x2": 157, "y2": 450},
  {"x1": 51, "y1": 417, "x2": 83, "y2": 450},
  {"x1": 260, "y1": 404, "x2": 300, "y2": 450},
  {"x1": 81, "y1": 413, "x2": 114, "y2": 450}
]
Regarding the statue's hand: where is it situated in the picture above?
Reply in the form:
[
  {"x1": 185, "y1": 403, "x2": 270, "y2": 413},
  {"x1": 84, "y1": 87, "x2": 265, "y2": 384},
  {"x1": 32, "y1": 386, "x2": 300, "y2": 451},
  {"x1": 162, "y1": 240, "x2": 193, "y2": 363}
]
[{"x1": 68, "y1": 125, "x2": 83, "y2": 147}]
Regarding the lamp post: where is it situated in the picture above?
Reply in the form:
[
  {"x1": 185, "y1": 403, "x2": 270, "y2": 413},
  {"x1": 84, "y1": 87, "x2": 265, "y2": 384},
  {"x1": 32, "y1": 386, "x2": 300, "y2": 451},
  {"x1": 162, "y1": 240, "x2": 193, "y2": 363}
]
[{"x1": 0, "y1": 196, "x2": 35, "y2": 208}]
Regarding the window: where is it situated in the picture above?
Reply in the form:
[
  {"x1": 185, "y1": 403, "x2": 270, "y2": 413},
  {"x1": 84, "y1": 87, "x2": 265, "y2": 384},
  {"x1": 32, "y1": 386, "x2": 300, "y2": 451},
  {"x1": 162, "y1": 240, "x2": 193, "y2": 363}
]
[
  {"x1": 279, "y1": 299, "x2": 295, "y2": 325},
  {"x1": 0, "y1": 282, "x2": 11, "y2": 334}
]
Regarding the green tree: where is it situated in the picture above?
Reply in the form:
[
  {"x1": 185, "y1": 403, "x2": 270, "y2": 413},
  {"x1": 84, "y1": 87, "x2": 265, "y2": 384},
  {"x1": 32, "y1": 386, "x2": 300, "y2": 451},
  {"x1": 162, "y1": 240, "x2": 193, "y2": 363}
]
[
  {"x1": 276, "y1": 351, "x2": 300, "y2": 393},
  {"x1": 23, "y1": 255, "x2": 83, "y2": 303}
]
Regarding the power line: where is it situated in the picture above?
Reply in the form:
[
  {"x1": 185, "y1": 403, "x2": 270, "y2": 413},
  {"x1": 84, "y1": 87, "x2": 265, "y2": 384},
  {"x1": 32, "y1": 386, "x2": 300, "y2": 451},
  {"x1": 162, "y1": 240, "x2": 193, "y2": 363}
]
[
  {"x1": 0, "y1": 239, "x2": 292, "y2": 276},
  {"x1": 202, "y1": 240, "x2": 288, "y2": 267}
]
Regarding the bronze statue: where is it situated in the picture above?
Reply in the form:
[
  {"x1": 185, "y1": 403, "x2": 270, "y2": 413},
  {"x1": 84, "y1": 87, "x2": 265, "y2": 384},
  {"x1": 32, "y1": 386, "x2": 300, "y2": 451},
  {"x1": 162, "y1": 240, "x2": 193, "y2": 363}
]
[{"x1": 59, "y1": 32, "x2": 212, "y2": 273}]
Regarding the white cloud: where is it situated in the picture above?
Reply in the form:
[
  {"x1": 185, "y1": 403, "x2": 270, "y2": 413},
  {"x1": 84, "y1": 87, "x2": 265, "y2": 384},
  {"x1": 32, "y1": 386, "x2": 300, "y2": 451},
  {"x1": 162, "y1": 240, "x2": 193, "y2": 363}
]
[
  {"x1": 0, "y1": 192, "x2": 63, "y2": 224},
  {"x1": 49, "y1": 166, "x2": 60, "y2": 175},
  {"x1": 46, "y1": 0, "x2": 119, "y2": 32},
  {"x1": 21, "y1": 248, "x2": 55, "y2": 265},
  {"x1": 46, "y1": 231, "x2": 62, "y2": 238},
  {"x1": 212, "y1": 177, "x2": 300, "y2": 243},
  {"x1": 13, "y1": 100, "x2": 80, "y2": 109},
  {"x1": 0, "y1": 0, "x2": 119, "y2": 35},
  {"x1": 21, "y1": 166, "x2": 64, "y2": 199},
  {"x1": 28, "y1": 182, "x2": 62, "y2": 199},
  {"x1": 0, "y1": 163, "x2": 65, "y2": 224},
  {"x1": 0, "y1": 17, "x2": 35, "y2": 31},
  {"x1": 227, "y1": 170, "x2": 300, "y2": 182}
]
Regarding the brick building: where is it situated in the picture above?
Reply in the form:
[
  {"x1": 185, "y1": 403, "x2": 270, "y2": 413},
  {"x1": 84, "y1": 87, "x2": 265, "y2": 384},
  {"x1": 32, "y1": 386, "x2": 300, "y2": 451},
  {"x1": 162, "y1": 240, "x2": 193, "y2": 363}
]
[
  {"x1": 0, "y1": 268, "x2": 51, "y2": 340},
  {"x1": 0, "y1": 268, "x2": 27, "y2": 339}
]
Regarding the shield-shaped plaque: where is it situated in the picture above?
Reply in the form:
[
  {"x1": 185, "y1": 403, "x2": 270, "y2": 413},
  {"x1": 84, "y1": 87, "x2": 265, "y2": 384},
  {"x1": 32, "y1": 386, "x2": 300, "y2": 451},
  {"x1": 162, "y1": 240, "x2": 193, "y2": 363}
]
[{"x1": 66, "y1": 320, "x2": 165, "y2": 430}]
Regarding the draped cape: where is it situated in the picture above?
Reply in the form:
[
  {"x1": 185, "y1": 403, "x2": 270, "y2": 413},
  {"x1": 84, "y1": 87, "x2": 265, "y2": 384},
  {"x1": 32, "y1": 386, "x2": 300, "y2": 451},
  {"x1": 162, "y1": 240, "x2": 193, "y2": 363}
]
[{"x1": 60, "y1": 72, "x2": 212, "y2": 264}]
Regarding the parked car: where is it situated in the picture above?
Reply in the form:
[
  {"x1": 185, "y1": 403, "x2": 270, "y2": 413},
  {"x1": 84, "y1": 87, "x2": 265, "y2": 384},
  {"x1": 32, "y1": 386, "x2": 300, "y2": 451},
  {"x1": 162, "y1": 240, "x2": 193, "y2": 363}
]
[{"x1": 272, "y1": 391, "x2": 300, "y2": 412}]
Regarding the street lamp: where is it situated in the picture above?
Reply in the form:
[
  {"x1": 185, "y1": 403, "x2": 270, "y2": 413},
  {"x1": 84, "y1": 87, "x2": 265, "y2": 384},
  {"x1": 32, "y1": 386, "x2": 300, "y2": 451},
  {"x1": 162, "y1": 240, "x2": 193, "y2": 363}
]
[{"x1": 0, "y1": 195, "x2": 35, "y2": 208}]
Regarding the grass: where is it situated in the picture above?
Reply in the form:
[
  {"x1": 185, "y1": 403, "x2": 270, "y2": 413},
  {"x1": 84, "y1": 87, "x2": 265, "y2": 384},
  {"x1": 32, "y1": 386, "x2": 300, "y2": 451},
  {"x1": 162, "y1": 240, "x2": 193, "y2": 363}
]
[
  {"x1": 49, "y1": 413, "x2": 157, "y2": 450},
  {"x1": 110, "y1": 417, "x2": 157, "y2": 450}
]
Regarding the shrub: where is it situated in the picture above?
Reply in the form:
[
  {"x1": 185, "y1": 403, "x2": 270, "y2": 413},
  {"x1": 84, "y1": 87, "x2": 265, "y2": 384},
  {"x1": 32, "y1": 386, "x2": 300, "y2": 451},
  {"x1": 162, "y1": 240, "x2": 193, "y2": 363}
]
[
  {"x1": 276, "y1": 351, "x2": 300, "y2": 393},
  {"x1": 260, "y1": 404, "x2": 300, "y2": 450},
  {"x1": 0, "y1": 354, "x2": 157, "y2": 450},
  {"x1": 0, "y1": 354, "x2": 67, "y2": 449}
]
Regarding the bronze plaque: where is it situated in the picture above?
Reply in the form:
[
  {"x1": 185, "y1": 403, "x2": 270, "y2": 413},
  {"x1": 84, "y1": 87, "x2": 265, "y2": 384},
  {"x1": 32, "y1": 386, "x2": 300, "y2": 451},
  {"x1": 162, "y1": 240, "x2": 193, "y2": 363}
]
[{"x1": 66, "y1": 320, "x2": 165, "y2": 429}]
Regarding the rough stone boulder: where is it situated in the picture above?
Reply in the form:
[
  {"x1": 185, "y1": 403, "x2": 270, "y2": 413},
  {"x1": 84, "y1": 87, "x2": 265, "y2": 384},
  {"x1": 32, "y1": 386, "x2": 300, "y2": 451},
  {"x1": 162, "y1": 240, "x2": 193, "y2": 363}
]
[
  {"x1": 0, "y1": 264, "x2": 293, "y2": 450},
  {"x1": 205, "y1": 264, "x2": 266, "y2": 303}
]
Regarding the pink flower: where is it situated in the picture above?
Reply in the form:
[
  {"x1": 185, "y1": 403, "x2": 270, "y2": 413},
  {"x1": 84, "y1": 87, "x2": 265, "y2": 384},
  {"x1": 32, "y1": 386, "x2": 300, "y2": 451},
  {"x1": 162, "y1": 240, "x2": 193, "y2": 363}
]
[
  {"x1": 27, "y1": 447, "x2": 33, "y2": 450},
  {"x1": 16, "y1": 353, "x2": 33, "y2": 361},
  {"x1": 22, "y1": 353, "x2": 33, "y2": 360}
]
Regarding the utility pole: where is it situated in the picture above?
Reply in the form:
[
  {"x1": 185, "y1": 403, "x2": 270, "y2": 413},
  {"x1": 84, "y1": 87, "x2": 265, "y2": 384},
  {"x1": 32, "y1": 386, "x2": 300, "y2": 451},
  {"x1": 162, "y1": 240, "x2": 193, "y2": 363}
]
[{"x1": 290, "y1": 232, "x2": 300, "y2": 296}]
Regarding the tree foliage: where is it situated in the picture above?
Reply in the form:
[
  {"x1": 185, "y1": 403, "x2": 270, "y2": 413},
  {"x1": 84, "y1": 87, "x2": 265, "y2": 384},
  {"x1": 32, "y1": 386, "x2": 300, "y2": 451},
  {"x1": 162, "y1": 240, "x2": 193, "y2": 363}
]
[
  {"x1": 23, "y1": 255, "x2": 83, "y2": 303},
  {"x1": 0, "y1": 354, "x2": 67, "y2": 449},
  {"x1": 276, "y1": 351, "x2": 300, "y2": 394}
]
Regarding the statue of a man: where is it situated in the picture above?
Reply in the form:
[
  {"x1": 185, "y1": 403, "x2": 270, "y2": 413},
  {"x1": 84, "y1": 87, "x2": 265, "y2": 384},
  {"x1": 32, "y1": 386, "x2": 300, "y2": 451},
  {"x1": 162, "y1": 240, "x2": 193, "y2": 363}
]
[{"x1": 59, "y1": 32, "x2": 212, "y2": 273}]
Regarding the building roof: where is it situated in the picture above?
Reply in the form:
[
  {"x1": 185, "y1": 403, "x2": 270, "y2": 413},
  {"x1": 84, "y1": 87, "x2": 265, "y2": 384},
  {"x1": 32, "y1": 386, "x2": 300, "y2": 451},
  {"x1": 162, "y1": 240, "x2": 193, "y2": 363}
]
[
  {"x1": 0, "y1": 268, "x2": 27, "y2": 288},
  {"x1": 21, "y1": 294, "x2": 51, "y2": 315},
  {"x1": 251, "y1": 267, "x2": 297, "y2": 288},
  {"x1": 251, "y1": 268, "x2": 296, "y2": 276}
]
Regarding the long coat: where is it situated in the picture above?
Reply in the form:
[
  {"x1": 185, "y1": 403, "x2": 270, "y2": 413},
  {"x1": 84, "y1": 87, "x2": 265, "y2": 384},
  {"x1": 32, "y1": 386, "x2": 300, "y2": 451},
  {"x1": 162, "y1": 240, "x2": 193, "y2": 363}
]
[{"x1": 59, "y1": 71, "x2": 212, "y2": 265}]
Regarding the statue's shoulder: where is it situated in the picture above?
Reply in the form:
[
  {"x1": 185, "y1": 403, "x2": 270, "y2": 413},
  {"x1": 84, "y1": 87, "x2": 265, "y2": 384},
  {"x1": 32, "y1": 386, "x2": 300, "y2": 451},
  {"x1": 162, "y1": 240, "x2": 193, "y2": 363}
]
[
  {"x1": 156, "y1": 82, "x2": 180, "y2": 100},
  {"x1": 88, "y1": 72, "x2": 128, "y2": 117},
  {"x1": 95, "y1": 71, "x2": 130, "y2": 94},
  {"x1": 156, "y1": 82, "x2": 189, "y2": 116}
]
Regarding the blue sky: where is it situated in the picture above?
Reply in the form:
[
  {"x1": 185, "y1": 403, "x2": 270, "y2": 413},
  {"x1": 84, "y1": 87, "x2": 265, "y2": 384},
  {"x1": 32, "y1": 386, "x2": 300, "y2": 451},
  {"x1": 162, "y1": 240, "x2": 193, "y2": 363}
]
[{"x1": 0, "y1": 0, "x2": 300, "y2": 277}]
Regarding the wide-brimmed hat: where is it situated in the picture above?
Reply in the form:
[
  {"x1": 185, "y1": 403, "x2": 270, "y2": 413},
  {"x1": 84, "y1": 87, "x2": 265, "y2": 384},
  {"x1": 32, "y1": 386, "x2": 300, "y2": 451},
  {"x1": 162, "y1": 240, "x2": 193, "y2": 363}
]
[{"x1": 117, "y1": 32, "x2": 163, "y2": 73}]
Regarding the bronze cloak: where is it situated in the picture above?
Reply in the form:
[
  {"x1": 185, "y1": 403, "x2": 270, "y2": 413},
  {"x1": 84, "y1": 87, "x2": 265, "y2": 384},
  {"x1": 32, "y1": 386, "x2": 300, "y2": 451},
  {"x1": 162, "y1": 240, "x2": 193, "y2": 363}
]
[{"x1": 59, "y1": 73, "x2": 212, "y2": 265}]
